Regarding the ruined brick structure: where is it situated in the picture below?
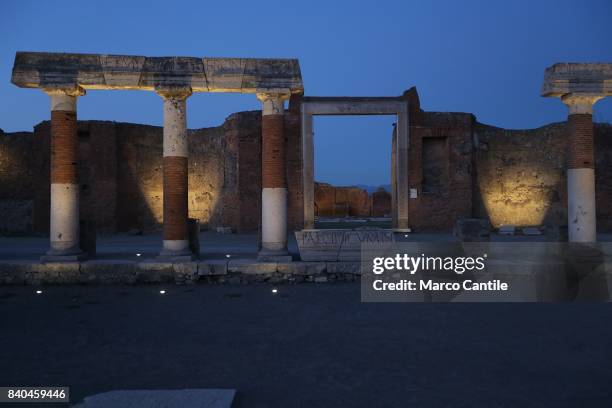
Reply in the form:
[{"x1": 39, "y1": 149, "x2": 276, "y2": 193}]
[
  {"x1": 405, "y1": 89, "x2": 474, "y2": 230},
  {"x1": 403, "y1": 88, "x2": 612, "y2": 231},
  {"x1": 371, "y1": 188, "x2": 392, "y2": 217},
  {"x1": 314, "y1": 183, "x2": 373, "y2": 217},
  {"x1": 313, "y1": 183, "x2": 391, "y2": 218},
  {"x1": 2, "y1": 88, "x2": 612, "y2": 234}
]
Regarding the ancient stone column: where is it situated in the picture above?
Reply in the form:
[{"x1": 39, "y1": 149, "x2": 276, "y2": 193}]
[
  {"x1": 43, "y1": 87, "x2": 86, "y2": 260},
  {"x1": 157, "y1": 87, "x2": 193, "y2": 259},
  {"x1": 258, "y1": 92, "x2": 291, "y2": 260},
  {"x1": 562, "y1": 94, "x2": 602, "y2": 242}
]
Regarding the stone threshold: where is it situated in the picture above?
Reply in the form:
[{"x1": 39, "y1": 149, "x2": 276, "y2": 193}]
[{"x1": 0, "y1": 259, "x2": 363, "y2": 285}]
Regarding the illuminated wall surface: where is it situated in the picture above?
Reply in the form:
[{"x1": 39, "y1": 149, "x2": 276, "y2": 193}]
[
  {"x1": 1, "y1": 108, "x2": 612, "y2": 233},
  {"x1": 474, "y1": 122, "x2": 568, "y2": 228},
  {"x1": 474, "y1": 121, "x2": 612, "y2": 229}
]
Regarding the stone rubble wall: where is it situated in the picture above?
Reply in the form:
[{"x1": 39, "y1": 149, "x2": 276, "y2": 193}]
[
  {"x1": 0, "y1": 130, "x2": 34, "y2": 233},
  {"x1": 473, "y1": 121, "x2": 612, "y2": 230},
  {"x1": 0, "y1": 105, "x2": 302, "y2": 234}
]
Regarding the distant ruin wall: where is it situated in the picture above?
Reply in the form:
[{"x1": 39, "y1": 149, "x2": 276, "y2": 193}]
[{"x1": 314, "y1": 183, "x2": 391, "y2": 217}]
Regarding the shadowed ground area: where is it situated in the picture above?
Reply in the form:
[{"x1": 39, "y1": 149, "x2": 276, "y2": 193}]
[{"x1": 1, "y1": 284, "x2": 612, "y2": 407}]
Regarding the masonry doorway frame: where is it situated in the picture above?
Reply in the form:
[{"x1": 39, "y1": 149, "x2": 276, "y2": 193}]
[{"x1": 300, "y1": 97, "x2": 410, "y2": 231}]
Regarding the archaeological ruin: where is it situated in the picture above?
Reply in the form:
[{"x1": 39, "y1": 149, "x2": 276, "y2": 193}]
[{"x1": 2, "y1": 52, "x2": 612, "y2": 267}]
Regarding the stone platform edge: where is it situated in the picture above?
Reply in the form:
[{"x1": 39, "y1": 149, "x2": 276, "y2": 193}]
[
  {"x1": 2, "y1": 259, "x2": 612, "y2": 287},
  {"x1": 0, "y1": 259, "x2": 362, "y2": 285}
]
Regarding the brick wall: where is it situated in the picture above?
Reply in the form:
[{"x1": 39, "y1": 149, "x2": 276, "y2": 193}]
[
  {"x1": 25, "y1": 117, "x2": 253, "y2": 234},
  {"x1": 406, "y1": 111, "x2": 474, "y2": 231},
  {"x1": 6, "y1": 108, "x2": 303, "y2": 234},
  {"x1": 224, "y1": 111, "x2": 261, "y2": 232},
  {"x1": 371, "y1": 188, "x2": 391, "y2": 217},
  {"x1": 0, "y1": 130, "x2": 35, "y2": 232}
]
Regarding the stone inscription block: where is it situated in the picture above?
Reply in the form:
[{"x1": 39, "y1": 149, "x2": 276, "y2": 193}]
[{"x1": 296, "y1": 229, "x2": 395, "y2": 261}]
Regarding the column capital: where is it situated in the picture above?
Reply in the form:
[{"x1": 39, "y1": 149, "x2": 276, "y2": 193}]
[
  {"x1": 561, "y1": 93, "x2": 603, "y2": 115},
  {"x1": 257, "y1": 91, "x2": 290, "y2": 116},
  {"x1": 156, "y1": 86, "x2": 193, "y2": 100},
  {"x1": 42, "y1": 86, "x2": 86, "y2": 98},
  {"x1": 44, "y1": 86, "x2": 85, "y2": 112},
  {"x1": 256, "y1": 89, "x2": 291, "y2": 102}
]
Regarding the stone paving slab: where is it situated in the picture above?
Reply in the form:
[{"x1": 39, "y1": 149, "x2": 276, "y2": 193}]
[{"x1": 72, "y1": 388, "x2": 235, "y2": 408}]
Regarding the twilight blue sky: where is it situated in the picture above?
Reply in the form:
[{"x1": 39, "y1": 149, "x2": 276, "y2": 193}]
[{"x1": 1, "y1": 0, "x2": 611, "y2": 186}]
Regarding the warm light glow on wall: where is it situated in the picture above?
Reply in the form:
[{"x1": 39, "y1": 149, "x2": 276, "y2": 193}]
[
  {"x1": 478, "y1": 164, "x2": 562, "y2": 228},
  {"x1": 136, "y1": 178, "x2": 223, "y2": 227},
  {"x1": 140, "y1": 186, "x2": 164, "y2": 224}
]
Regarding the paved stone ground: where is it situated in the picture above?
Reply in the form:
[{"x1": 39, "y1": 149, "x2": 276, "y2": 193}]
[
  {"x1": 0, "y1": 232, "x2": 272, "y2": 261},
  {"x1": 1, "y1": 284, "x2": 612, "y2": 407}
]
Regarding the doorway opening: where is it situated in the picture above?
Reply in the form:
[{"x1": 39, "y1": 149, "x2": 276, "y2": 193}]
[
  {"x1": 313, "y1": 115, "x2": 394, "y2": 229},
  {"x1": 301, "y1": 97, "x2": 410, "y2": 231}
]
